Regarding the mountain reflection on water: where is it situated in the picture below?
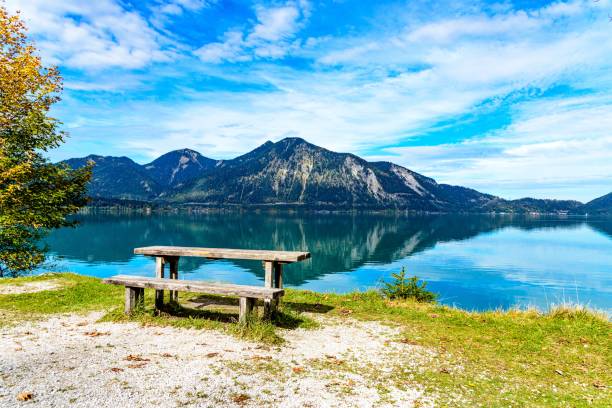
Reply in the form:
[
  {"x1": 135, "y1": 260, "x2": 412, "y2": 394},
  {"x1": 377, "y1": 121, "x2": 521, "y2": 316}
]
[{"x1": 42, "y1": 212, "x2": 612, "y2": 312}]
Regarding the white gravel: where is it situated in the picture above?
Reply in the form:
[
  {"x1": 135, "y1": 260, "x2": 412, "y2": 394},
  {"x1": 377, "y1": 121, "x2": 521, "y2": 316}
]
[{"x1": 0, "y1": 313, "x2": 436, "y2": 407}]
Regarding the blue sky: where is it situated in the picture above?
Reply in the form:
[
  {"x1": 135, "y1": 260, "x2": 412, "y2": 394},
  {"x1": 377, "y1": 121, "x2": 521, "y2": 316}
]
[{"x1": 6, "y1": 0, "x2": 612, "y2": 201}]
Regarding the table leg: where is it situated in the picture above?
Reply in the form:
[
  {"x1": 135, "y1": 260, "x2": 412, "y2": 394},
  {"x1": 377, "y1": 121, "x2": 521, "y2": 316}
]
[
  {"x1": 264, "y1": 261, "x2": 274, "y2": 317},
  {"x1": 264, "y1": 261, "x2": 282, "y2": 317},
  {"x1": 155, "y1": 256, "x2": 165, "y2": 309},
  {"x1": 168, "y1": 256, "x2": 179, "y2": 302},
  {"x1": 274, "y1": 263, "x2": 283, "y2": 289}
]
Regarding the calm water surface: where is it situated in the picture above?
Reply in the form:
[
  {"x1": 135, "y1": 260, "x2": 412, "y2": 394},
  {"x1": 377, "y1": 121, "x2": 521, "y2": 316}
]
[{"x1": 39, "y1": 213, "x2": 612, "y2": 313}]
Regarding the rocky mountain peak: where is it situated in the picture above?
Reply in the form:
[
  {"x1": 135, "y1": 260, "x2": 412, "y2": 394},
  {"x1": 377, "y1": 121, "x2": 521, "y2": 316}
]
[
  {"x1": 61, "y1": 138, "x2": 603, "y2": 213},
  {"x1": 144, "y1": 148, "x2": 217, "y2": 187}
]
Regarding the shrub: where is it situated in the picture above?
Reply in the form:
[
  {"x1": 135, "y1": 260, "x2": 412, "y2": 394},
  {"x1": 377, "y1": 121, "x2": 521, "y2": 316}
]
[{"x1": 381, "y1": 267, "x2": 437, "y2": 302}]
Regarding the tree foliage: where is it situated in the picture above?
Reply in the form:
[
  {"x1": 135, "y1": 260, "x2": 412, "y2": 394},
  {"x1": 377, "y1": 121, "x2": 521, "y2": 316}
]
[
  {"x1": 381, "y1": 267, "x2": 437, "y2": 302},
  {"x1": 0, "y1": 6, "x2": 91, "y2": 277}
]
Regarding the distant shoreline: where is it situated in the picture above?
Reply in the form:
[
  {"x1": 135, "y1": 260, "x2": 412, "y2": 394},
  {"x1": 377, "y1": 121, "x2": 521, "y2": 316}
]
[{"x1": 80, "y1": 198, "x2": 599, "y2": 216}]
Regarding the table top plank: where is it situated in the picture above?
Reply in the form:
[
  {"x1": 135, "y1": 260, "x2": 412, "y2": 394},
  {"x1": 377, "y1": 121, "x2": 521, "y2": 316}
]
[{"x1": 134, "y1": 246, "x2": 310, "y2": 263}]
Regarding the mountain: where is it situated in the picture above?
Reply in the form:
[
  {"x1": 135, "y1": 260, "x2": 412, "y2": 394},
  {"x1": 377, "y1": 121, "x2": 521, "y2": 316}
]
[
  {"x1": 63, "y1": 155, "x2": 160, "y2": 201},
  {"x1": 481, "y1": 197, "x2": 583, "y2": 214},
  {"x1": 171, "y1": 137, "x2": 495, "y2": 211},
  {"x1": 143, "y1": 148, "x2": 217, "y2": 188},
  {"x1": 62, "y1": 138, "x2": 591, "y2": 213},
  {"x1": 578, "y1": 192, "x2": 612, "y2": 215},
  {"x1": 62, "y1": 149, "x2": 217, "y2": 201}
]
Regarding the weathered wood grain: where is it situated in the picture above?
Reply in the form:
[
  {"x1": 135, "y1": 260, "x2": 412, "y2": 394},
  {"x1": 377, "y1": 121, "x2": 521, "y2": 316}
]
[
  {"x1": 154, "y1": 257, "x2": 165, "y2": 308},
  {"x1": 167, "y1": 256, "x2": 179, "y2": 302},
  {"x1": 124, "y1": 287, "x2": 144, "y2": 314},
  {"x1": 239, "y1": 297, "x2": 256, "y2": 323},
  {"x1": 273, "y1": 262, "x2": 283, "y2": 289},
  {"x1": 264, "y1": 261, "x2": 274, "y2": 317},
  {"x1": 103, "y1": 275, "x2": 284, "y2": 299},
  {"x1": 134, "y1": 246, "x2": 310, "y2": 263}
]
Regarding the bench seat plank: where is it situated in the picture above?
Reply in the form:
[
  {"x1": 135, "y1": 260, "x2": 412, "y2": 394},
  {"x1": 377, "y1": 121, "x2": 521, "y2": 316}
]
[
  {"x1": 103, "y1": 275, "x2": 284, "y2": 300},
  {"x1": 134, "y1": 246, "x2": 310, "y2": 263}
]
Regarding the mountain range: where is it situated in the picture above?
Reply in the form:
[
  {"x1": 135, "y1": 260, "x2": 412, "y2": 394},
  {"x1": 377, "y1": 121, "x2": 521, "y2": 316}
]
[{"x1": 62, "y1": 137, "x2": 609, "y2": 214}]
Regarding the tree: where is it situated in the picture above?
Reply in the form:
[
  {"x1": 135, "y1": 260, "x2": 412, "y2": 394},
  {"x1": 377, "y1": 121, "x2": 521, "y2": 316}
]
[
  {"x1": 0, "y1": 6, "x2": 91, "y2": 277},
  {"x1": 381, "y1": 267, "x2": 437, "y2": 302}
]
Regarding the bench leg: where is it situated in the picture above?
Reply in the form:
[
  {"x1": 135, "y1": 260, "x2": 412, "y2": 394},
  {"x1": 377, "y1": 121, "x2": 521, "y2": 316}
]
[
  {"x1": 125, "y1": 287, "x2": 144, "y2": 314},
  {"x1": 155, "y1": 257, "x2": 165, "y2": 309},
  {"x1": 239, "y1": 297, "x2": 255, "y2": 324}
]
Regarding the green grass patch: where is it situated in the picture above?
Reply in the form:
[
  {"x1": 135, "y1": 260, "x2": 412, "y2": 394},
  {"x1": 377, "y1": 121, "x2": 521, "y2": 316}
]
[
  {"x1": 0, "y1": 273, "x2": 122, "y2": 325},
  {"x1": 282, "y1": 289, "x2": 612, "y2": 407},
  {"x1": 0, "y1": 273, "x2": 316, "y2": 343},
  {"x1": 0, "y1": 274, "x2": 609, "y2": 406}
]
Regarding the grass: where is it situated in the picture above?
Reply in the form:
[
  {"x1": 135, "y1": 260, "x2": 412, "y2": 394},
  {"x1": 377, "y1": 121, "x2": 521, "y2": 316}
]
[
  {"x1": 0, "y1": 272, "x2": 316, "y2": 344},
  {"x1": 0, "y1": 273, "x2": 122, "y2": 325},
  {"x1": 285, "y1": 289, "x2": 612, "y2": 407},
  {"x1": 0, "y1": 273, "x2": 610, "y2": 406}
]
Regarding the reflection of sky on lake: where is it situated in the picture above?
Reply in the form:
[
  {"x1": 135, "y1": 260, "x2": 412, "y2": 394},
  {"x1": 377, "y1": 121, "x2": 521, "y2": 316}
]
[{"x1": 39, "y1": 213, "x2": 612, "y2": 313}]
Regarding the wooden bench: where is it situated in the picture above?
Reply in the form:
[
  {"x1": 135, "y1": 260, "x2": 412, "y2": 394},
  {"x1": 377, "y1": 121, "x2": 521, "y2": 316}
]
[
  {"x1": 103, "y1": 275, "x2": 284, "y2": 323},
  {"x1": 131, "y1": 246, "x2": 310, "y2": 315}
]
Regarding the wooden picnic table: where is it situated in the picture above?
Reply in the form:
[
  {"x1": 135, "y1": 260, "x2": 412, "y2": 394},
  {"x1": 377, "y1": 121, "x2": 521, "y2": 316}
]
[{"x1": 133, "y1": 246, "x2": 311, "y2": 314}]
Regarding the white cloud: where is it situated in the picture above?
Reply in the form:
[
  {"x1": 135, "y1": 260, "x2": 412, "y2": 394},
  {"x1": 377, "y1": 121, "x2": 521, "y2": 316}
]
[
  {"x1": 406, "y1": 11, "x2": 541, "y2": 44},
  {"x1": 149, "y1": 0, "x2": 213, "y2": 33},
  {"x1": 194, "y1": 1, "x2": 309, "y2": 63},
  {"x1": 374, "y1": 95, "x2": 612, "y2": 201},
  {"x1": 6, "y1": 0, "x2": 170, "y2": 70},
  {"x1": 24, "y1": 0, "x2": 611, "y2": 200},
  {"x1": 249, "y1": 4, "x2": 300, "y2": 41},
  {"x1": 194, "y1": 31, "x2": 247, "y2": 63}
]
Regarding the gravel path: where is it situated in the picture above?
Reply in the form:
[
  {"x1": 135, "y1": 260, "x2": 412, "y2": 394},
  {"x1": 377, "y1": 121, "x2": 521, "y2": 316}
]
[{"x1": 0, "y1": 313, "x2": 435, "y2": 407}]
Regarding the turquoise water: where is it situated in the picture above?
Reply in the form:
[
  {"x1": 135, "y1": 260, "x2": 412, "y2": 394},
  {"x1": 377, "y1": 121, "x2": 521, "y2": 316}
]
[{"x1": 39, "y1": 213, "x2": 612, "y2": 313}]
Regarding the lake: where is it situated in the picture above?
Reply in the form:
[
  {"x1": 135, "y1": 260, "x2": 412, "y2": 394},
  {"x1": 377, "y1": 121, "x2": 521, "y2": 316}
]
[{"x1": 39, "y1": 212, "x2": 612, "y2": 313}]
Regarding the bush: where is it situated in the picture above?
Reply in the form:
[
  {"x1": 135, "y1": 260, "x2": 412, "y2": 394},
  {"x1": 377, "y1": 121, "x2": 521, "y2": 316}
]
[{"x1": 381, "y1": 267, "x2": 437, "y2": 302}]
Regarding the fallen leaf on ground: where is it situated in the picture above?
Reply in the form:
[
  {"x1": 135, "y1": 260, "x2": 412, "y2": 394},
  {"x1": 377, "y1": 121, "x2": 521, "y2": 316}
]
[
  {"x1": 127, "y1": 362, "x2": 147, "y2": 369},
  {"x1": 16, "y1": 392, "x2": 33, "y2": 402},
  {"x1": 84, "y1": 331, "x2": 110, "y2": 337},
  {"x1": 231, "y1": 393, "x2": 250, "y2": 405},
  {"x1": 205, "y1": 352, "x2": 219, "y2": 358},
  {"x1": 429, "y1": 313, "x2": 439, "y2": 318},
  {"x1": 292, "y1": 367, "x2": 305, "y2": 373},
  {"x1": 125, "y1": 355, "x2": 150, "y2": 362},
  {"x1": 325, "y1": 355, "x2": 345, "y2": 365},
  {"x1": 340, "y1": 308, "x2": 353, "y2": 315},
  {"x1": 439, "y1": 368, "x2": 451, "y2": 374},
  {"x1": 110, "y1": 367, "x2": 124, "y2": 372},
  {"x1": 76, "y1": 322, "x2": 88, "y2": 327},
  {"x1": 399, "y1": 338, "x2": 419, "y2": 345},
  {"x1": 592, "y1": 381, "x2": 607, "y2": 389},
  {"x1": 161, "y1": 353, "x2": 174, "y2": 358}
]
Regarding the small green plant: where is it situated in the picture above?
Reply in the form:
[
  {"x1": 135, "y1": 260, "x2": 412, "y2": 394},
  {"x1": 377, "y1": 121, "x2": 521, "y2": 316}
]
[{"x1": 381, "y1": 268, "x2": 437, "y2": 302}]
